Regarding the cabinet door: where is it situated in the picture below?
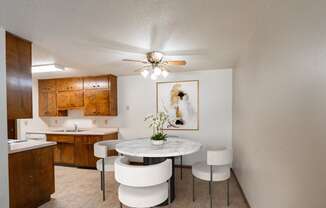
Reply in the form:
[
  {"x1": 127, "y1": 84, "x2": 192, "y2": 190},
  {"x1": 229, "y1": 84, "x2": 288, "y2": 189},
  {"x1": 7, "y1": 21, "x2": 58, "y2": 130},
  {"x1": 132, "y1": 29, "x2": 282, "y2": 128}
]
[
  {"x1": 9, "y1": 150, "x2": 36, "y2": 208},
  {"x1": 108, "y1": 75, "x2": 117, "y2": 115},
  {"x1": 57, "y1": 78, "x2": 83, "y2": 91},
  {"x1": 47, "y1": 135, "x2": 61, "y2": 163},
  {"x1": 57, "y1": 91, "x2": 70, "y2": 109},
  {"x1": 60, "y1": 143, "x2": 75, "y2": 165},
  {"x1": 39, "y1": 92, "x2": 57, "y2": 116},
  {"x1": 83, "y1": 77, "x2": 98, "y2": 89},
  {"x1": 84, "y1": 76, "x2": 108, "y2": 89},
  {"x1": 33, "y1": 147, "x2": 55, "y2": 203},
  {"x1": 96, "y1": 90, "x2": 110, "y2": 115},
  {"x1": 74, "y1": 136, "x2": 90, "y2": 167},
  {"x1": 84, "y1": 90, "x2": 97, "y2": 116},
  {"x1": 6, "y1": 32, "x2": 32, "y2": 119},
  {"x1": 39, "y1": 79, "x2": 56, "y2": 92},
  {"x1": 88, "y1": 136, "x2": 103, "y2": 167},
  {"x1": 57, "y1": 91, "x2": 84, "y2": 109},
  {"x1": 69, "y1": 90, "x2": 84, "y2": 108}
]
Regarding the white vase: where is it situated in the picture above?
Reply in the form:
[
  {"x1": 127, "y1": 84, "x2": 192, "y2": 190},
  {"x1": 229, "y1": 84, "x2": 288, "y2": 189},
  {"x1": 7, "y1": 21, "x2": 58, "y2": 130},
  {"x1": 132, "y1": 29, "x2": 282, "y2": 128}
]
[{"x1": 151, "y1": 139, "x2": 165, "y2": 146}]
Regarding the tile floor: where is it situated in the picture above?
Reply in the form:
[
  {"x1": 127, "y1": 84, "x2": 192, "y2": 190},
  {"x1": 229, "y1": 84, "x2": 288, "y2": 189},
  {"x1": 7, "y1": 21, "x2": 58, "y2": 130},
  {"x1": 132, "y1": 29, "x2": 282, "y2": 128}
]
[{"x1": 40, "y1": 166, "x2": 249, "y2": 208}]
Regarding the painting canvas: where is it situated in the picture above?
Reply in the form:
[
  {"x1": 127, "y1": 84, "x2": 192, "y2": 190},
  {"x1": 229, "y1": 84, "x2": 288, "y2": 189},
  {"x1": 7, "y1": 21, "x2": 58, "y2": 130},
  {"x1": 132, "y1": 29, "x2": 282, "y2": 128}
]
[{"x1": 156, "y1": 80, "x2": 199, "y2": 130}]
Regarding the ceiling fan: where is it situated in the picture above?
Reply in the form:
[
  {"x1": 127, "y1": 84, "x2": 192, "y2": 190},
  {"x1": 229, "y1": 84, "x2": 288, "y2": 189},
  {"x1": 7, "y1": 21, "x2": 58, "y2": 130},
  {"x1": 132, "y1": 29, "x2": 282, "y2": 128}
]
[{"x1": 122, "y1": 51, "x2": 186, "y2": 80}]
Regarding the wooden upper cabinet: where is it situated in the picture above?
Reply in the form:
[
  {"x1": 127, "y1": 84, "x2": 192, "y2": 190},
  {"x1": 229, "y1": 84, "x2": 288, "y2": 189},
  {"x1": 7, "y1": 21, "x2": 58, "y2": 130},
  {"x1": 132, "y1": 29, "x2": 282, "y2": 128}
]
[
  {"x1": 84, "y1": 90, "x2": 97, "y2": 116},
  {"x1": 39, "y1": 91, "x2": 57, "y2": 117},
  {"x1": 56, "y1": 78, "x2": 83, "y2": 91},
  {"x1": 108, "y1": 75, "x2": 117, "y2": 115},
  {"x1": 57, "y1": 91, "x2": 84, "y2": 109},
  {"x1": 84, "y1": 76, "x2": 109, "y2": 89},
  {"x1": 38, "y1": 74, "x2": 117, "y2": 116},
  {"x1": 84, "y1": 90, "x2": 110, "y2": 116},
  {"x1": 39, "y1": 79, "x2": 57, "y2": 117},
  {"x1": 39, "y1": 79, "x2": 56, "y2": 92},
  {"x1": 6, "y1": 32, "x2": 32, "y2": 119}
]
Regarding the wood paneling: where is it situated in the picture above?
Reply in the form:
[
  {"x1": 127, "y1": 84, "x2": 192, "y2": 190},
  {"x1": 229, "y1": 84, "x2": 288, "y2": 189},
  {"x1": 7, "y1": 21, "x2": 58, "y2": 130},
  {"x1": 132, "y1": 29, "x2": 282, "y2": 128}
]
[
  {"x1": 6, "y1": 32, "x2": 32, "y2": 120},
  {"x1": 7, "y1": 119, "x2": 17, "y2": 139},
  {"x1": 9, "y1": 146, "x2": 55, "y2": 208}
]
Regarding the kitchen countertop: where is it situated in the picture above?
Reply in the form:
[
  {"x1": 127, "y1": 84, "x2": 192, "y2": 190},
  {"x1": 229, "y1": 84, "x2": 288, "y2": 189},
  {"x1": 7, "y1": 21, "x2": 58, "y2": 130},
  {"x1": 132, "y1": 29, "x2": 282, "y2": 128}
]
[
  {"x1": 8, "y1": 140, "x2": 57, "y2": 154},
  {"x1": 26, "y1": 127, "x2": 119, "y2": 136}
]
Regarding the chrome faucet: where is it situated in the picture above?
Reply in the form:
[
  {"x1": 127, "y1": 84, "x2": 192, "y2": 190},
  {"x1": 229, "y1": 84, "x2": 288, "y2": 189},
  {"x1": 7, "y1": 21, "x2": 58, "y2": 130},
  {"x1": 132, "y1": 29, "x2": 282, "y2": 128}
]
[{"x1": 73, "y1": 123, "x2": 78, "y2": 132}]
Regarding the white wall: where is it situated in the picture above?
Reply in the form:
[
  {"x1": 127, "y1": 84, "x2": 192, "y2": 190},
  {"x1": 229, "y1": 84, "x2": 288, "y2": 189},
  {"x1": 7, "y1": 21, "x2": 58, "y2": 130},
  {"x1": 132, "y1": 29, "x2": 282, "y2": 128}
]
[
  {"x1": 0, "y1": 27, "x2": 9, "y2": 208},
  {"x1": 233, "y1": 1, "x2": 326, "y2": 208},
  {"x1": 20, "y1": 69, "x2": 233, "y2": 165},
  {"x1": 110, "y1": 69, "x2": 232, "y2": 165}
]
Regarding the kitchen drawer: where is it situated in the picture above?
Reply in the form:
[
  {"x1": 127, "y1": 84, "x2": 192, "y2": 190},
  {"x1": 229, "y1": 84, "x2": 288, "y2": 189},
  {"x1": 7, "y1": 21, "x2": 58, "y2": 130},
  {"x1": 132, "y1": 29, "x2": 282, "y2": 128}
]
[
  {"x1": 74, "y1": 136, "x2": 89, "y2": 144},
  {"x1": 47, "y1": 135, "x2": 74, "y2": 143}
]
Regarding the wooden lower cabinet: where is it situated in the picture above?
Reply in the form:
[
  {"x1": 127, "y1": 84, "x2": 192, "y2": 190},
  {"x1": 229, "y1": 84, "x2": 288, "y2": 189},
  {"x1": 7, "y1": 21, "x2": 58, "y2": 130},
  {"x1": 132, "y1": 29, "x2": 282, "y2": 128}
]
[
  {"x1": 9, "y1": 146, "x2": 55, "y2": 208},
  {"x1": 47, "y1": 133, "x2": 117, "y2": 168},
  {"x1": 74, "y1": 136, "x2": 103, "y2": 168},
  {"x1": 47, "y1": 135, "x2": 75, "y2": 165}
]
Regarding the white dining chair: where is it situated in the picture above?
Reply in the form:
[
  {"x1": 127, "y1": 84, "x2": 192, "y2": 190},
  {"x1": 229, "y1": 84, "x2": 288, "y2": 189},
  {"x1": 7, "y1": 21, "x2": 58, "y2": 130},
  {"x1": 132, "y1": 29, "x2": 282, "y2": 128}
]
[
  {"x1": 192, "y1": 147, "x2": 233, "y2": 208},
  {"x1": 94, "y1": 140, "x2": 120, "y2": 201},
  {"x1": 115, "y1": 157, "x2": 172, "y2": 208}
]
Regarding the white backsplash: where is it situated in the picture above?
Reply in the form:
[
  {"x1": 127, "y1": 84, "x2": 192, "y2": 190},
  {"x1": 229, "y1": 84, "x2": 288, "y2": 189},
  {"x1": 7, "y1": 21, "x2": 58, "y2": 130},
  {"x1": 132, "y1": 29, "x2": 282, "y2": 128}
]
[{"x1": 18, "y1": 109, "x2": 114, "y2": 139}]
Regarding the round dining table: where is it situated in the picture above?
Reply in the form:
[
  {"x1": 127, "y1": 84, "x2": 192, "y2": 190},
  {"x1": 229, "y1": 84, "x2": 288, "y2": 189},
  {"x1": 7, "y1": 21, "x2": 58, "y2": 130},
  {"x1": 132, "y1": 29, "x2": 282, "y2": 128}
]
[{"x1": 115, "y1": 137, "x2": 202, "y2": 203}]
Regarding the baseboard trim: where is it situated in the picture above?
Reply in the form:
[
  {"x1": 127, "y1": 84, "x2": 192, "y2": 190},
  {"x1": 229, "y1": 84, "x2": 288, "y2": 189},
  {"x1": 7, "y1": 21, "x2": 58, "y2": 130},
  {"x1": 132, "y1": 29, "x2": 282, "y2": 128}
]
[{"x1": 231, "y1": 169, "x2": 252, "y2": 208}]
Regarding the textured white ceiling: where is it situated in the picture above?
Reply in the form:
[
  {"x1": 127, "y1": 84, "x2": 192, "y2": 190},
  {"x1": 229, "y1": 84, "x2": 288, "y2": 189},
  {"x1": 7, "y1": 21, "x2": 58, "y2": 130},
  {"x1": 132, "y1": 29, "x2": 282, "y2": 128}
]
[{"x1": 0, "y1": 0, "x2": 258, "y2": 78}]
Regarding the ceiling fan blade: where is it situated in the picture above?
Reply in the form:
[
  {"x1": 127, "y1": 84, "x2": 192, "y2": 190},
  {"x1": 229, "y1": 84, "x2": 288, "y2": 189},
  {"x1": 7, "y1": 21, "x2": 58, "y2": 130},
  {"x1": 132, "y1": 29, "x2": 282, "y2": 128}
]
[
  {"x1": 164, "y1": 60, "x2": 187, "y2": 65},
  {"x1": 122, "y1": 59, "x2": 148, "y2": 64}
]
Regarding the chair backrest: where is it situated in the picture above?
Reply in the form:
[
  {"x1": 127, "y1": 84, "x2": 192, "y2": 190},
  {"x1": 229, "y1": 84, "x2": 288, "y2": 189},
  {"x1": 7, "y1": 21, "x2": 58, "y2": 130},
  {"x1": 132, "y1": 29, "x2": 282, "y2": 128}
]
[
  {"x1": 115, "y1": 157, "x2": 172, "y2": 187},
  {"x1": 94, "y1": 140, "x2": 120, "y2": 158},
  {"x1": 207, "y1": 147, "x2": 233, "y2": 166}
]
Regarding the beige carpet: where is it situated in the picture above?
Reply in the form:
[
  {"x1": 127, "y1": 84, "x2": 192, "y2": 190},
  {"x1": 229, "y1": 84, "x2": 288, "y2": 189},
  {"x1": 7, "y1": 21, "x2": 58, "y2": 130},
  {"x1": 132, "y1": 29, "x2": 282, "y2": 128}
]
[{"x1": 40, "y1": 166, "x2": 249, "y2": 208}]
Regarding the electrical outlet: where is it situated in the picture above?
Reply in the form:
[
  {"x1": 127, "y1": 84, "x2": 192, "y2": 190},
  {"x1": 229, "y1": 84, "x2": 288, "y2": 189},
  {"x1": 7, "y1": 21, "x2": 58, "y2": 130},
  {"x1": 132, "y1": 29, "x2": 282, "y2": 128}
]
[
  {"x1": 104, "y1": 120, "x2": 108, "y2": 125},
  {"x1": 92, "y1": 119, "x2": 96, "y2": 125}
]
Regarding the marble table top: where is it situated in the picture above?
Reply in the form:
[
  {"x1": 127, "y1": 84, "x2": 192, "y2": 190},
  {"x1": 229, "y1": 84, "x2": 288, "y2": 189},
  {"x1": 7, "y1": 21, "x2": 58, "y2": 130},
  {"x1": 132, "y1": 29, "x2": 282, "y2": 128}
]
[{"x1": 115, "y1": 137, "x2": 202, "y2": 158}]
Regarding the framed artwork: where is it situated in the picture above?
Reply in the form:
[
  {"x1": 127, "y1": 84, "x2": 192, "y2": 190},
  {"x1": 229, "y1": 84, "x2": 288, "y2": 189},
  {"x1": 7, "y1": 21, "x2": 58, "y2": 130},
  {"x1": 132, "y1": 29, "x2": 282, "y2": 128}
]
[{"x1": 156, "y1": 80, "x2": 199, "y2": 130}]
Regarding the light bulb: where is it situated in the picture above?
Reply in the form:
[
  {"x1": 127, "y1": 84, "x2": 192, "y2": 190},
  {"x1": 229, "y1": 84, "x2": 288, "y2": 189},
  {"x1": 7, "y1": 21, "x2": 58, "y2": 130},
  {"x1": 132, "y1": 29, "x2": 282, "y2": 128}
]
[
  {"x1": 140, "y1": 69, "x2": 149, "y2": 78},
  {"x1": 162, "y1": 70, "x2": 169, "y2": 78},
  {"x1": 150, "y1": 73, "x2": 158, "y2": 80},
  {"x1": 153, "y1": 66, "x2": 161, "y2": 76}
]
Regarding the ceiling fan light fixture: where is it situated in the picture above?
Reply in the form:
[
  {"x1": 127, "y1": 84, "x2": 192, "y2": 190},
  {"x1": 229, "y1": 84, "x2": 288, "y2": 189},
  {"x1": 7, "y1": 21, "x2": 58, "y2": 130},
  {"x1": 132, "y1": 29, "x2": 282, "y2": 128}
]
[
  {"x1": 141, "y1": 69, "x2": 149, "y2": 78},
  {"x1": 162, "y1": 70, "x2": 169, "y2": 78},
  {"x1": 153, "y1": 66, "x2": 161, "y2": 76},
  {"x1": 150, "y1": 73, "x2": 158, "y2": 80}
]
